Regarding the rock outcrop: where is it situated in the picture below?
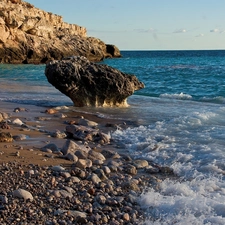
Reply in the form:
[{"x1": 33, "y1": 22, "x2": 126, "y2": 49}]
[
  {"x1": 0, "y1": 0, "x2": 121, "y2": 64},
  {"x1": 45, "y1": 56, "x2": 144, "y2": 107}
]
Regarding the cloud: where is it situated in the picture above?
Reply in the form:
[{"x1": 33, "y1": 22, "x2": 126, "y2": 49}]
[
  {"x1": 195, "y1": 33, "x2": 204, "y2": 37},
  {"x1": 173, "y1": 28, "x2": 186, "y2": 33},
  {"x1": 210, "y1": 28, "x2": 220, "y2": 33},
  {"x1": 210, "y1": 28, "x2": 225, "y2": 34},
  {"x1": 134, "y1": 28, "x2": 156, "y2": 33}
]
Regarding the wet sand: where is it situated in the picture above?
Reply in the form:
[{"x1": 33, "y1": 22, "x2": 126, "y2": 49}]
[{"x1": 0, "y1": 101, "x2": 127, "y2": 168}]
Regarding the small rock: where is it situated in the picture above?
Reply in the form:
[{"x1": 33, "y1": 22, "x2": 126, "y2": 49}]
[
  {"x1": 101, "y1": 149, "x2": 121, "y2": 159},
  {"x1": 93, "y1": 159, "x2": 104, "y2": 165},
  {"x1": 95, "y1": 195, "x2": 106, "y2": 204},
  {"x1": 78, "y1": 117, "x2": 98, "y2": 127},
  {"x1": 122, "y1": 180, "x2": 140, "y2": 191},
  {"x1": 145, "y1": 165, "x2": 160, "y2": 174},
  {"x1": 75, "y1": 149, "x2": 88, "y2": 159},
  {"x1": 0, "y1": 132, "x2": 13, "y2": 142},
  {"x1": 51, "y1": 165, "x2": 66, "y2": 172},
  {"x1": 125, "y1": 164, "x2": 137, "y2": 175},
  {"x1": 88, "y1": 173, "x2": 101, "y2": 184},
  {"x1": 50, "y1": 130, "x2": 67, "y2": 139},
  {"x1": 45, "y1": 108, "x2": 58, "y2": 114},
  {"x1": 0, "y1": 112, "x2": 9, "y2": 122},
  {"x1": 12, "y1": 118, "x2": 24, "y2": 126},
  {"x1": 61, "y1": 172, "x2": 71, "y2": 179},
  {"x1": 75, "y1": 159, "x2": 92, "y2": 169},
  {"x1": 87, "y1": 188, "x2": 95, "y2": 195},
  {"x1": 58, "y1": 190, "x2": 73, "y2": 198},
  {"x1": 159, "y1": 166, "x2": 174, "y2": 174},
  {"x1": 13, "y1": 134, "x2": 28, "y2": 141},
  {"x1": 123, "y1": 213, "x2": 130, "y2": 221},
  {"x1": 102, "y1": 166, "x2": 111, "y2": 174},
  {"x1": 65, "y1": 152, "x2": 78, "y2": 162},
  {"x1": 13, "y1": 189, "x2": 33, "y2": 201},
  {"x1": 94, "y1": 169, "x2": 108, "y2": 180},
  {"x1": 67, "y1": 210, "x2": 87, "y2": 218},
  {"x1": 69, "y1": 176, "x2": 80, "y2": 183},
  {"x1": 88, "y1": 150, "x2": 106, "y2": 161},
  {"x1": 61, "y1": 139, "x2": 81, "y2": 155},
  {"x1": 133, "y1": 159, "x2": 149, "y2": 169},
  {"x1": 13, "y1": 107, "x2": 28, "y2": 112},
  {"x1": 0, "y1": 195, "x2": 8, "y2": 204}
]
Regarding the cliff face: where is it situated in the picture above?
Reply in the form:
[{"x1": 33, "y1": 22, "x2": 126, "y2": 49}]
[{"x1": 0, "y1": 0, "x2": 121, "y2": 64}]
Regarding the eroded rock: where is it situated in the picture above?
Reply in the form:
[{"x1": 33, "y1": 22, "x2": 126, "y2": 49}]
[{"x1": 45, "y1": 56, "x2": 144, "y2": 107}]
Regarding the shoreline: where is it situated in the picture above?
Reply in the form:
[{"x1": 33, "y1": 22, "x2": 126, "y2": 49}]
[{"x1": 0, "y1": 100, "x2": 175, "y2": 224}]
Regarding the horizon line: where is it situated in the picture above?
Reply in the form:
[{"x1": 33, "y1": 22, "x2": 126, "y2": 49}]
[{"x1": 120, "y1": 49, "x2": 225, "y2": 51}]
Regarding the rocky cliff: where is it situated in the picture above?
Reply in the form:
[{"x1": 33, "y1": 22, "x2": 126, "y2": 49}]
[{"x1": 0, "y1": 0, "x2": 121, "y2": 64}]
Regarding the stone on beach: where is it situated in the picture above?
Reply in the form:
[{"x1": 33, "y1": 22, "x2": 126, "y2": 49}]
[
  {"x1": 13, "y1": 188, "x2": 33, "y2": 201},
  {"x1": 75, "y1": 158, "x2": 92, "y2": 169},
  {"x1": 78, "y1": 117, "x2": 98, "y2": 127},
  {"x1": 41, "y1": 143, "x2": 60, "y2": 153},
  {"x1": 13, "y1": 134, "x2": 28, "y2": 141},
  {"x1": 61, "y1": 139, "x2": 82, "y2": 155},
  {"x1": 0, "y1": 132, "x2": 13, "y2": 142},
  {"x1": 45, "y1": 56, "x2": 144, "y2": 107},
  {"x1": 133, "y1": 159, "x2": 149, "y2": 169},
  {"x1": 65, "y1": 152, "x2": 78, "y2": 162},
  {"x1": 66, "y1": 124, "x2": 111, "y2": 143},
  {"x1": 0, "y1": 112, "x2": 9, "y2": 122},
  {"x1": 12, "y1": 118, "x2": 24, "y2": 126},
  {"x1": 88, "y1": 150, "x2": 106, "y2": 161},
  {"x1": 51, "y1": 165, "x2": 66, "y2": 172}
]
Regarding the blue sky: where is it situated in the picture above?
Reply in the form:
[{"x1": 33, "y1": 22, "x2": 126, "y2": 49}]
[{"x1": 27, "y1": 0, "x2": 225, "y2": 50}]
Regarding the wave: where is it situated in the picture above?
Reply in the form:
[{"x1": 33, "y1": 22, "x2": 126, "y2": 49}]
[
  {"x1": 160, "y1": 92, "x2": 192, "y2": 100},
  {"x1": 201, "y1": 96, "x2": 225, "y2": 104}
]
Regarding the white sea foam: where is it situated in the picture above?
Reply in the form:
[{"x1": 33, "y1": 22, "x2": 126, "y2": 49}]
[
  {"x1": 160, "y1": 92, "x2": 192, "y2": 100},
  {"x1": 140, "y1": 177, "x2": 225, "y2": 224},
  {"x1": 112, "y1": 101, "x2": 225, "y2": 224}
]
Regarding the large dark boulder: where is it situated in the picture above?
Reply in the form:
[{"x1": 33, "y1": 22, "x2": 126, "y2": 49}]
[{"x1": 45, "y1": 56, "x2": 144, "y2": 107}]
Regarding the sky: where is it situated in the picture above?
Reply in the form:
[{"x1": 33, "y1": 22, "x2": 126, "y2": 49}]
[{"x1": 26, "y1": 0, "x2": 225, "y2": 50}]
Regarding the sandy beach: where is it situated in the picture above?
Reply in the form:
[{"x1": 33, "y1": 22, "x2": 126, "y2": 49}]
[{"x1": 0, "y1": 101, "x2": 129, "y2": 167}]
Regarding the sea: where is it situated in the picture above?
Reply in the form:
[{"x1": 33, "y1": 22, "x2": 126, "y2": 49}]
[{"x1": 1, "y1": 50, "x2": 225, "y2": 224}]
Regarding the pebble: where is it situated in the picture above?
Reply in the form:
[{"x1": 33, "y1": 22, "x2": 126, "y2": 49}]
[
  {"x1": 13, "y1": 188, "x2": 33, "y2": 201},
  {"x1": 41, "y1": 143, "x2": 60, "y2": 152},
  {"x1": 51, "y1": 165, "x2": 66, "y2": 172},
  {"x1": 0, "y1": 108, "x2": 175, "y2": 224},
  {"x1": 78, "y1": 117, "x2": 98, "y2": 127},
  {"x1": 88, "y1": 173, "x2": 101, "y2": 184},
  {"x1": 133, "y1": 159, "x2": 149, "y2": 169},
  {"x1": 61, "y1": 139, "x2": 81, "y2": 155},
  {"x1": 88, "y1": 150, "x2": 106, "y2": 161},
  {"x1": 65, "y1": 152, "x2": 79, "y2": 162},
  {"x1": 75, "y1": 159, "x2": 92, "y2": 169},
  {"x1": 11, "y1": 118, "x2": 24, "y2": 126},
  {"x1": 0, "y1": 158, "x2": 172, "y2": 225},
  {"x1": 13, "y1": 134, "x2": 28, "y2": 141}
]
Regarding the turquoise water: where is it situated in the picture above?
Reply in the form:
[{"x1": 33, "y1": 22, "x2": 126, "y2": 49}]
[
  {"x1": 104, "y1": 50, "x2": 225, "y2": 103},
  {"x1": 1, "y1": 50, "x2": 225, "y2": 105},
  {"x1": 1, "y1": 50, "x2": 225, "y2": 224}
]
